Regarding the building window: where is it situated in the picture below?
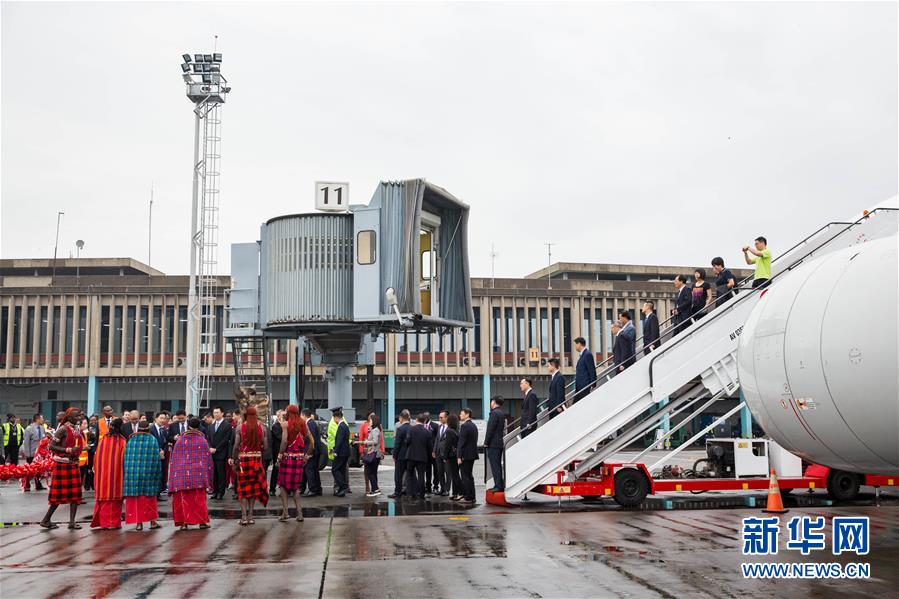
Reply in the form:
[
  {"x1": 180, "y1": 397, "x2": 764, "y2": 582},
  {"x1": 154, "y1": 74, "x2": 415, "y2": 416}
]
[
  {"x1": 356, "y1": 230, "x2": 376, "y2": 265},
  {"x1": 165, "y1": 306, "x2": 175, "y2": 354},
  {"x1": 78, "y1": 306, "x2": 87, "y2": 363},
  {"x1": 139, "y1": 306, "x2": 149, "y2": 357},
  {"x1": 491, "y1": 307, "x2": 500, "y2": 352},
  {"x1": 582, "y1": 308, "x2": 591, "y2": 349},
  {"x1": 551, "y1": 308, "x2": 560, "y2": 353},
  {"x1": 113, "y1": 306, "x2": 123, "y2": 359},
  {"x1": 126, "y1": 306, "x2": 136, "y2": 354},
  {"x1": 100, "y1": 306, "x2": 110, "y2": 367},
  {"x1": 539, "y1": 308, "x2": 548, "y2": 353},
  {"x1": 472, "y1": 307, "x2": 481, "y2": 353},
  {"x1": 516, "y1": 308, "x2": 525, "y2": 352},
  {"x1": 527, "y1": 308, "x2": 536, "y2": 350},
  {"x1": 65, "y1": 306, "x2": 74, "y2": 366},
  {"x1": 593, "y1": 308, "x2": 603, "y2": 354},
  {"x1": 152, "y1": 306, "x2": 162, "y2": 355},
  {"x1": 39, "y1": 306, "x2": 48, "y2": 357},
  {"x1": 12, "y1": 306, "x2": 21, "y2": 355},
  {"x1": 0, "y1": 306, "x2": 7, "y2": 367},
  {"x1": 563, "y1": 308, "x2": 572, "y2": 356},
  {"x1": 51, "y1": 306, "x2": 61, "y2": 354},
  {"x1": 504, "y1": 308, "x2": 513, "y2": 353}
]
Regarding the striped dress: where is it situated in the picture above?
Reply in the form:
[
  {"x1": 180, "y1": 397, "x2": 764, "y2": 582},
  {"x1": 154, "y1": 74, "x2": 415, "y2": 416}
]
[{"x1": 90, "y1": 434, "x2": 126, "y2": 529}]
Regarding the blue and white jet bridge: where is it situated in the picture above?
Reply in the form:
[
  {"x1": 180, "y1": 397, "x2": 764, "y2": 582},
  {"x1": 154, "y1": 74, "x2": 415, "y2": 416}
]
[{"x1": 225, "y1": 179, "x2": 474, "y2": 423}]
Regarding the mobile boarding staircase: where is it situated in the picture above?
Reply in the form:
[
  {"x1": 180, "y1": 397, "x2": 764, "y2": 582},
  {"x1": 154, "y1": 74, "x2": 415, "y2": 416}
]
[{"x1": 496, "y1": 206, "x2": 898, "y2": 502}]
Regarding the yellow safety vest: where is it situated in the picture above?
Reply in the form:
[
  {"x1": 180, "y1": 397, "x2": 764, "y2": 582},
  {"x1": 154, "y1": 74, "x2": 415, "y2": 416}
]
[{"x1": 2, "y1": 422, "x2": 24, "y2": 446}]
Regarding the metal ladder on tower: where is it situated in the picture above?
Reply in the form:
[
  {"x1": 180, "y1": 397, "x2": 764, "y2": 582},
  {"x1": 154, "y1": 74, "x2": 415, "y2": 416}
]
[
  {"x1": 231, "y1": 334, "x2": 272, "y2": 400},
  {"x1": 195, "y1": 101, "x2": 222, "y2": 410}
]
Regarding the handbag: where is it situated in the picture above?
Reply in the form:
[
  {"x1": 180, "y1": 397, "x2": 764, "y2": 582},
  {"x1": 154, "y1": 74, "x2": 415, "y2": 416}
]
[{"x1": 362, "y1": 451, "x2": 378, "y2": 465}]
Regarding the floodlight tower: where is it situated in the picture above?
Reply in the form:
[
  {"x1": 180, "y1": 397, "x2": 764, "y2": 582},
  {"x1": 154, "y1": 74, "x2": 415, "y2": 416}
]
[{"x1": 180, "y1": 52, "x2": 231, "y2": 415}]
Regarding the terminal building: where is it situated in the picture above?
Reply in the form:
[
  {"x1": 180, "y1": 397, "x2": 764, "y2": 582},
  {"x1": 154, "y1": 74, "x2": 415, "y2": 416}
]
[{"x1": 0, "y1": 257, "x2": 751, "y2": 442}]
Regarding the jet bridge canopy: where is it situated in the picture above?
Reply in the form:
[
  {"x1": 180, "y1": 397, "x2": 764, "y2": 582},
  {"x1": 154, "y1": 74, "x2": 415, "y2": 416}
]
[{"x1": 352, "y1": 179, "x2": 474, "y2": 329}]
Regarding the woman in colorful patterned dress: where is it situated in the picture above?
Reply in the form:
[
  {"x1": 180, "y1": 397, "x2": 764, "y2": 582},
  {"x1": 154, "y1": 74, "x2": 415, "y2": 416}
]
[
  {"x1": 123, "y1": 420, "x2": 163, "y2": 531},
  {"x1": 230, "y1": 406, "x2": 268, "y2": 525},
  {"x1": 168, "y1": 417, "x2": 213, "y2": 530},
  {"x1": 39, "y1": 408, "x2": 84, "y2": 530},
  {"x1": 276, "y1": 404, "x2": 315, "y2": 522},
  {"x1": 90, "y1": 417, "x2": 127, "y2": 530}
]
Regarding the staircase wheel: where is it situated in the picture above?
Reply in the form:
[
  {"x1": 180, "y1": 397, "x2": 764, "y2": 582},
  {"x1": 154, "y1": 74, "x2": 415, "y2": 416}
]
[{"x1": 613, "y1": 468, "x2": 650, "y2": 507}]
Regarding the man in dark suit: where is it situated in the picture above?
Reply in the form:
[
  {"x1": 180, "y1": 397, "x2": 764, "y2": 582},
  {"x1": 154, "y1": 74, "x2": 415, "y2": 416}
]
[
  {"x1": 642, "y1": 301, "x2": 661, "y2": 354},
  {"x1": 618, "y1": 311, "x2": 637, "y2": 369},
  {"x1": 483, "y1": 396, "x2": 506, "y2": 492},
  {"x1": 206, "y1": 406, "x2": 233, "y2": 500},
  {"x1": 457, "y1": 408, "x2": 479, "y2": 505},
  {"x1": 269, "y1": 410, "x2": 284, "y2": 495},
  {"x1": 389, "y1": 410, "x2": 411, "y2": 499},
  {"x1": 167, "y1": 410, "x2": 188, "y2": 447},
  {"x1": 612, "y1": 323, "x2": 627, "y2": 373},
  {"x1": 421, "y1": 412, "x2": 438, "y2": 494},
  {"x1": 150, "y1": 413, "x2": 168, "y2": 498},
  {"x1": 405, "y1": 414, "x2": 434, "y2": 499},
  {"x1": 672, "y1": 275, "x2": 692, "y2": 335},
  {"x1": 330, "y1": 407, "x2": 351, "y2": 497},
  {"x1": 546, "y1": 358, "x2": 565, "y2": 419},
  {"x1": 433, "y1": 410, "x2": 449, "y2": 495},
  {"x1": 301, "y1": 409, "x2": 323, "y2": 496},
  {"x1": 574, "y1": 337, "x2": 597, "y2": 404},
  {"x1": 519, "y1": 378, "x2": 538, "y2": 438}
]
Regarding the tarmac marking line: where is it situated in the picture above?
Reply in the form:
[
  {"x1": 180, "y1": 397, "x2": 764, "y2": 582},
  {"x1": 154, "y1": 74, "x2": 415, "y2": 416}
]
[{"x1": 318, "y1": 515, "x2": 334, "y2": 599}]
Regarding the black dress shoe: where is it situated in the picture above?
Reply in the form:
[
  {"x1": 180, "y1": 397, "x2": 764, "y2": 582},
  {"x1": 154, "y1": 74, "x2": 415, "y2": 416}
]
[
  {"x1": 335, "y1": 490, "x2": 346, "y2": 498},
  {"x1": 387, "y1": 493, "x2": 399, "y2": 499}
]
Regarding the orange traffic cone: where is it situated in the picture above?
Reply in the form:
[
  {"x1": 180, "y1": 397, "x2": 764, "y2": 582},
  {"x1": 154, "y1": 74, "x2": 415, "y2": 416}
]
[{"x1": 762, "y1": 468, "x2": 789, "y2": 514}]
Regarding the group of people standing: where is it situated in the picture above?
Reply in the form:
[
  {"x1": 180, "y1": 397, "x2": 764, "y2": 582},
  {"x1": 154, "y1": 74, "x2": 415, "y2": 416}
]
[
  {"x1": 35, "y1": 397, "x2": 326, "y2": 530},
  {"x1": 497, "y1": 238, "x2": 774, "y2": 452},
  {"x1": 390, "y1": 408, "x2": 480, "y2": 504}
]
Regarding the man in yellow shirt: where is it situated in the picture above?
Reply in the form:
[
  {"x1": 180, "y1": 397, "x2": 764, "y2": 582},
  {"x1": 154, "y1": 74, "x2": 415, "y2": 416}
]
[{"x1": 743, "y1": 236, "x2": 772, "y2": 288}]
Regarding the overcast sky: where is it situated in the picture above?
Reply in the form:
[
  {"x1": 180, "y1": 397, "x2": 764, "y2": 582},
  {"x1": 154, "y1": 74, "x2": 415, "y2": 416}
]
[{"x1": 2, "y1": 2, "x2": 896, "y2": 278}]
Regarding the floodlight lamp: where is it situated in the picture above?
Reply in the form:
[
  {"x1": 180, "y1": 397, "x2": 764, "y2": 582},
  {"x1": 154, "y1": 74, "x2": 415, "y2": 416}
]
[
  {"x1": 182, "y1": 53, "x2": 192, "y2": 63},
  {"x1": 181, "y1": 63, "x2": 190, "y2": 73},
  {"x1": 213, "y1": 53, "x2": 222, "y2": 63},
  {"x1": 209, "y1": 64, "x2": 220, "y2": 72},
  {"x1": 202, "y1": 74, "x2": 212, "y2": 84},
  {"x1": 192, "y1": 64, "x2": 202, "y2": 73},
  {"x1": 203, "y1": 54, "x2": 212, "y2": 63},
  {"x1": 182, "y1": 74, "x2": 193, "y2": 83},
  {"x1": 222, "y1": 86, "x2": 231, "y2": 93},
  {"x1": 194, "y1": 54, "x2": 203, "y2": 63}
]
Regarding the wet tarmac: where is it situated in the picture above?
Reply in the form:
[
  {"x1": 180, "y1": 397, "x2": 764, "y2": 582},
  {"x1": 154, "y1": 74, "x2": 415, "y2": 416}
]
[{"x1": 2, "y1": 456, "x2": 898, "y2": 598}]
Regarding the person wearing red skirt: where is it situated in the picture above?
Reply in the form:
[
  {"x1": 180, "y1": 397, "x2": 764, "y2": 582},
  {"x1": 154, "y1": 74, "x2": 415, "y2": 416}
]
[
  {"x1": 123, "y1": 421, "x2": 163, "y2": 530},
  {"x1": 39, "y1": 408, "x2": 85, "y2": 530},
  {"x1": 231, "y1": 406, "x2": 268, "y2": 526},
  {"x1": 168, "y1": 417, "x2": 213, "y2": 530},
  {"x1": 90, "y1": 419, "x2": 127, "y2": 530},
  {"x1": 276, "y1": 405, "x2": 316, "y2": 522}
]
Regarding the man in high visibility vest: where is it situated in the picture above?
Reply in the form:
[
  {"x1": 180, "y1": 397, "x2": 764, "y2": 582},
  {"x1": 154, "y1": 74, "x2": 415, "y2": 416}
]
[
  {"x1": 327, "y1": 407, "x2": 351, "y2": 497},
  {"x1": 3, "y1": 413, "x2": 25, "y2": 465}
]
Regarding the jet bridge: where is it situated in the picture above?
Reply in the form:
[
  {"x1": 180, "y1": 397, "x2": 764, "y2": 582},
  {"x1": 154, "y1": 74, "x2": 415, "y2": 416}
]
[{"x1": 225, "y1": 179, "x2": 474, "y2": 420}]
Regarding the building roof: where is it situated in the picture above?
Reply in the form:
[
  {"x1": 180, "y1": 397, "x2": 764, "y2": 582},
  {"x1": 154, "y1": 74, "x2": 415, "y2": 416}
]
[
  {"x1": 0, "y1": 257, "x2": 165, "y2": 277},
  {"x1": 525, "y1": 261, "x2": 752, "y2": 282}
]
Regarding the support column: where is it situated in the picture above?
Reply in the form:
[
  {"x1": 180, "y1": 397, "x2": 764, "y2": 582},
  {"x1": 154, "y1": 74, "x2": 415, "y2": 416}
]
[
  {"x1": 655, "y1": 396, "x2": 670, "y2": 449},
  {"x1": 482, "y1": 374, "x2": 491, "y2": 420},
  {"x1": 41, "y1": 399, "x2": 54, "y2": 423},
  {"x1": 740, "y1": 391, "x2": 753, "y2": 438},
  {"x1": 387, "y1": 374, "x2": 396, "y2": 430},
  {"x1": 289, "y1": 372, "x2": 298, "y2": 406},
  {"x1": 87, "y1": 375, "x2": 99, "y2": 417}
]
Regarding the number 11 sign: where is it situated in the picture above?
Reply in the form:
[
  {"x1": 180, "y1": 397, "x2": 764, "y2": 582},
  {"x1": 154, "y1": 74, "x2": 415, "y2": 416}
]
[{"x1": 315, "y1": 181, "x2": 349, "y2": 212}]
